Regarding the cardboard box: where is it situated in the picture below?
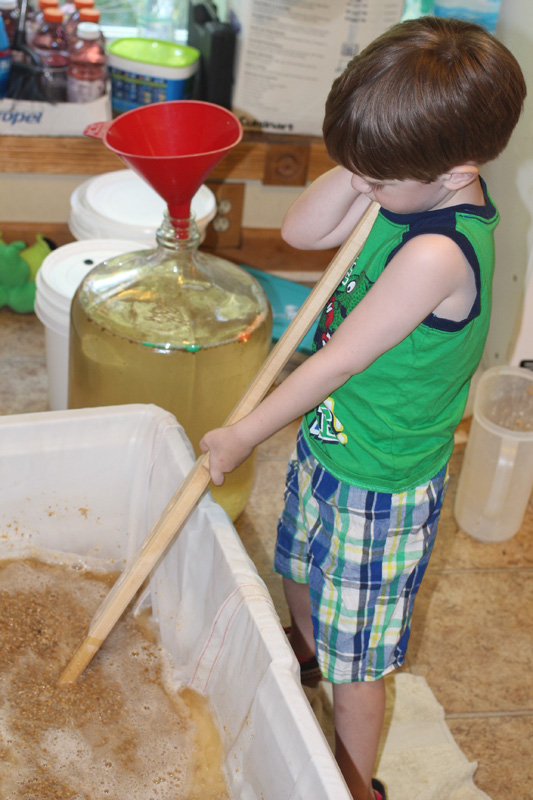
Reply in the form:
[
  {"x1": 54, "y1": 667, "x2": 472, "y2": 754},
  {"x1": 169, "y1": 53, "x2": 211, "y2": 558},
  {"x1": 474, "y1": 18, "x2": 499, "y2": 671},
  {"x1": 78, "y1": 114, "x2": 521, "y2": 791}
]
[
  {"x1": 0, "y1": 404, "x2": 350, "y2": 799},
  {"x1": 0, "y1": 93, "x2": 110, "y2": 136}
]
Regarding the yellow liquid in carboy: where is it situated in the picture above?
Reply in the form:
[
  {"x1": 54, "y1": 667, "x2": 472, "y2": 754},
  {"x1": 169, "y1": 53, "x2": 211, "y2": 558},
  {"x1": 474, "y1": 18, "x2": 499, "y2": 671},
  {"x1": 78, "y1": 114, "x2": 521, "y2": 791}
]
[{"x1": 69, "y1": 292, "x2": 272, "y2": 521}]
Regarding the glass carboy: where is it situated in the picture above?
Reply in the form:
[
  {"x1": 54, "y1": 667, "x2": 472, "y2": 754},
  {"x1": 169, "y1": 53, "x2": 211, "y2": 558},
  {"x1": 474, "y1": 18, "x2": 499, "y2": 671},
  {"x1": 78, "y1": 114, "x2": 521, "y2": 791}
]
[{"x1": 68, "y1": 213, "x2": 273, "y2": 521}]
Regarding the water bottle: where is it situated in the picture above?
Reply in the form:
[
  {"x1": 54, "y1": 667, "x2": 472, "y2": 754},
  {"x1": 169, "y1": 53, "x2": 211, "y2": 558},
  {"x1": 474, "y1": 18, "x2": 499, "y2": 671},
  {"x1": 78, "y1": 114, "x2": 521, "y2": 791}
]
[
  {"x1": 32, "y1": 6, "x2": 68, "y2": 102},
  {"x1": 79, "y1": 7, "x2": 100, "y2": 25},
  {"x1": 26, "y1": 0, "x2": 59, "y2": 47},
  {"x1": 0, "y1": 15, "x2": 11, "y2": 98},
  {"x1": 76, "y1": 7, "x2": 104, "y2": 47},
  {"x1": 137, "y1": 0, "x2": 176, "y2": 42},
  {"x1": 64, "y1": 0, "x2": 93, "y2": 42},
  {"x1": 59, "y1": 0, "x2": 76, "y2": 18},
  {"x1": 67, "y1": 20, "x2": 105, "y2": 102}
]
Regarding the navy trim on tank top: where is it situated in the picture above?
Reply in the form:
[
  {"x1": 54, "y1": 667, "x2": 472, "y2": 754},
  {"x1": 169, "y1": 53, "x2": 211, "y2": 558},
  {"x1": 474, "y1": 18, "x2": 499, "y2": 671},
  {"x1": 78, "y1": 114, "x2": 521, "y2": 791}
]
[
  {"x1": 379, "y1": 178, "x2": 495, "y2": 331},
  {"x1": 379, "y1": 178, "x2": 495, "y2": 226}
]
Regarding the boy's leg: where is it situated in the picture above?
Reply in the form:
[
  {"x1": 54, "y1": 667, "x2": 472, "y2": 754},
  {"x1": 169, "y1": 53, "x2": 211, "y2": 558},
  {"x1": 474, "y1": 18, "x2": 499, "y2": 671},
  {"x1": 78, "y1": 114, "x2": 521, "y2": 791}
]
[
  {"x1": 333, "y1": 678, "x2": 386, "y2": 800},
  {"x1": 276, "y1": 437, "x2": 447, "y2": 800},
  {"x1": 283, "y1": 575, "x2": 316, "y2": 658},
  {"x1": 283, "y1": 575, "x2": 385, "y2": 800}
]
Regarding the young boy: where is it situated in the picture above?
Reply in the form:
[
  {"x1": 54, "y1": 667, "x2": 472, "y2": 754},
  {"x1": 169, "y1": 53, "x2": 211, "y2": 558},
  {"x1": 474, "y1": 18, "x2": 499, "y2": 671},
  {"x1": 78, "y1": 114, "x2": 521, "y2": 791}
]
[{"x1": 200, "y1": 16, "x2": 526, "y2": 800}]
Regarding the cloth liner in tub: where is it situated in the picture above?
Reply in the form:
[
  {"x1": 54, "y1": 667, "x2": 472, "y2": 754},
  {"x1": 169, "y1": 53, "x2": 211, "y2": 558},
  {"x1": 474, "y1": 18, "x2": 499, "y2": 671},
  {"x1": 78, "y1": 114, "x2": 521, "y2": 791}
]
[{"x1": 0, "y1": 404, "x2": 350, "y2": 800}]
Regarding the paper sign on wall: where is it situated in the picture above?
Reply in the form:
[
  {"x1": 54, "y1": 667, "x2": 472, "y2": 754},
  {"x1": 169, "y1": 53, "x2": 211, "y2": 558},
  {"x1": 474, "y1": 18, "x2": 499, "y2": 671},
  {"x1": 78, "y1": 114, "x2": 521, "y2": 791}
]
[{"x1": 228, "y1": 0, "x2": 404, "y2": 137}]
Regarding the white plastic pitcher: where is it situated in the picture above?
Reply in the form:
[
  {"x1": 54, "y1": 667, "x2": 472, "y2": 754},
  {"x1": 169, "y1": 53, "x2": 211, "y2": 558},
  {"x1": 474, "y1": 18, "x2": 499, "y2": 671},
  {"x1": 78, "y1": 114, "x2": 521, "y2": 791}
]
[{"x1": 454, "y1": 366, "x2": 533, "y2": 542}]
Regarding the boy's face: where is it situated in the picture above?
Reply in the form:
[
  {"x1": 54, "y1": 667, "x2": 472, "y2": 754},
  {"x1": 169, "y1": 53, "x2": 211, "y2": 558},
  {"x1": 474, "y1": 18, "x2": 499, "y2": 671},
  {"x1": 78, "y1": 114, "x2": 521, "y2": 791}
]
[{"x1": 350, "y1": 173, "x2": 454, "y2": 214}]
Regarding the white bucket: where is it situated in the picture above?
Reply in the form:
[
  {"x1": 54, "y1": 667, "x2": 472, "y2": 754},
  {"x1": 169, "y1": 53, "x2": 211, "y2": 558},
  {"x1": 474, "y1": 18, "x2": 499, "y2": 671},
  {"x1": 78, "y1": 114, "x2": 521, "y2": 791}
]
[
  {"x1": 35, "y1": 239, "x2": 149, "y2": 411},
  {"x1": 68, "y1": 169, "x2": 217, "y2": 245}
]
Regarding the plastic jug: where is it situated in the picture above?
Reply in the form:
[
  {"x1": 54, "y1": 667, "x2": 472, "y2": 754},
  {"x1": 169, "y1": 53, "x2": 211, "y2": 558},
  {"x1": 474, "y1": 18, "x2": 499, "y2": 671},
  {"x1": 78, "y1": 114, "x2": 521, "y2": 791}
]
[{"x1": 454, "y1": 365, "x2": 533, "y2": 542}]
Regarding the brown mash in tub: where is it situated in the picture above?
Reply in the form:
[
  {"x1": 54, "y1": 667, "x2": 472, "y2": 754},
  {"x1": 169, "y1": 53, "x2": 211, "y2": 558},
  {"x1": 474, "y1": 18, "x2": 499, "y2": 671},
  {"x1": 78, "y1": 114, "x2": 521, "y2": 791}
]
[{"x1": 0, "y1": 557, "x2": 230, "y2": 800}]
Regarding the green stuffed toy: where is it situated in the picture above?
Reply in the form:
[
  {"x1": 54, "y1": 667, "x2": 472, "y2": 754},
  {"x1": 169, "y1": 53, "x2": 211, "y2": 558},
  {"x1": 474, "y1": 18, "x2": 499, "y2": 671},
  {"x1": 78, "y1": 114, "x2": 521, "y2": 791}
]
[
  {"x1": 0, "y1": 234, "x2": 52, "y2": 314},
  {"x1": 20, "y1": 233, "x2": 53, "y2": 281}
]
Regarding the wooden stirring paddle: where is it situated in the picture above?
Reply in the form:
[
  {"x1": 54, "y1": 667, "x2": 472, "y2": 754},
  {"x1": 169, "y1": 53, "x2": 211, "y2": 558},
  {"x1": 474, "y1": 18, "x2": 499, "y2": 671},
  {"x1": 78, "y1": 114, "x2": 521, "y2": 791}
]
[{"x1": 58, "y1": 200, "x2": 380, "y2": 685}]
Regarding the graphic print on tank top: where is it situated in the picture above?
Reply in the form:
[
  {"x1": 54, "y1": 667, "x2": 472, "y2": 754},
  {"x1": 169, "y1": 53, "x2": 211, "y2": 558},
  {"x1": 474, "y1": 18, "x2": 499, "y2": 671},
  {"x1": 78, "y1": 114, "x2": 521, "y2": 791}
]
[{"x1": 308, "y1": 259, "x2": 374, "y2": 447}]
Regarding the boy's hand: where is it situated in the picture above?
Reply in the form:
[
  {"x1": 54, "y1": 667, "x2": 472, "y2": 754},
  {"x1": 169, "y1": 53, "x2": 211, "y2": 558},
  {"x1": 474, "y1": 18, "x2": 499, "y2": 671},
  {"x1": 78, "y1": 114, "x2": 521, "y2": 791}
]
[{"x1": 199, "y1": 425, "x2": 253, "y2": 486}]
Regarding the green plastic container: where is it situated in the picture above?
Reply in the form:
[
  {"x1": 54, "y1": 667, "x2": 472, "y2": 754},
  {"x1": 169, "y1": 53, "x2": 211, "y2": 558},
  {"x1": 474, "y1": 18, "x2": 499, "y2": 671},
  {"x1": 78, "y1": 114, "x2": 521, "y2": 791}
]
[{"x1": 107, "y1": 38, "x2": 199, "y2": 116}]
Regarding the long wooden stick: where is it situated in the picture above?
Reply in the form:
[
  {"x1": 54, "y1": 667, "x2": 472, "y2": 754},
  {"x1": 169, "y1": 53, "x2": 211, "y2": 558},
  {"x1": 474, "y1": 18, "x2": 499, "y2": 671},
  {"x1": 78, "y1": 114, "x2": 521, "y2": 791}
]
[{"x1": 58, "y1": 200, "x2": 380, "y2": 685}]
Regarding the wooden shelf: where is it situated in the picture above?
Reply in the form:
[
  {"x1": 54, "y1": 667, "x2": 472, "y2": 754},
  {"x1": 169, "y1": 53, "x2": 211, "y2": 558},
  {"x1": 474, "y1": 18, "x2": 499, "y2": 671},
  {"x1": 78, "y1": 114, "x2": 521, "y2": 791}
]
[
  {"x1": 0, "y1": 131, "x2": 335, "y2": 183},
  {"x1": 0, "y1": 221, "x2": 335, "y2": 273},
  {"x1": 0, "y1": 131, "x2": 336, "y2": 274}
]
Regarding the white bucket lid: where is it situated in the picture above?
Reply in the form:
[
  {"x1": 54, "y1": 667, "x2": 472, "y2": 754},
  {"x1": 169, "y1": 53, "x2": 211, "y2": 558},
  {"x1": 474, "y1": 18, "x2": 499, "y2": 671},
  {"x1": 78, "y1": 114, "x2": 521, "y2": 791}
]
[
  {"x1": 35, "y1": 239, "x2": 148, "y2": 337},
  {"x1": 68, "y1": 170, "x2": 217, "y2": 245}
]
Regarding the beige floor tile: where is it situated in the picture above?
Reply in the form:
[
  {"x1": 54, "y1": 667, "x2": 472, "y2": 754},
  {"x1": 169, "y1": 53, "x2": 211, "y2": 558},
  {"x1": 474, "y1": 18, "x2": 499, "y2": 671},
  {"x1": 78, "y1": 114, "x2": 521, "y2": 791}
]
[
  {"x1": 447, "y1": 714, "x2": 533, "y2": 800},
  {"x1": 0, "y1": 360, "x2": 48, "y2": 415},
  {"x1": 408, "y1": 569, "x2": 533, "y2": 714},
  {"x1": 0, "y1": 308, "x2": 46, "y2": 360},
  {"x1": 236, "y1": 458, "x2": 290, "y2": 622}
]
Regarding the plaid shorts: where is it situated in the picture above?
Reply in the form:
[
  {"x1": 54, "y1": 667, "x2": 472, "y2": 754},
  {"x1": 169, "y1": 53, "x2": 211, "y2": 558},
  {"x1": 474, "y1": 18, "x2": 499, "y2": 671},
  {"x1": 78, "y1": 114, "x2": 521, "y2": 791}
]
[{"x1": 274, "y1": 428, "x2": 449, "y2": 683}]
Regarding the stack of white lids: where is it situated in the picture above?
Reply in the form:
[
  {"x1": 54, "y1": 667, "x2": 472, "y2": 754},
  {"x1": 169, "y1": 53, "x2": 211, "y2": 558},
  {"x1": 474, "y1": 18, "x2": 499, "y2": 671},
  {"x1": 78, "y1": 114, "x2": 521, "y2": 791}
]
[{"x1": 68, "y1": 169, "x2": 217, "y2": 245}]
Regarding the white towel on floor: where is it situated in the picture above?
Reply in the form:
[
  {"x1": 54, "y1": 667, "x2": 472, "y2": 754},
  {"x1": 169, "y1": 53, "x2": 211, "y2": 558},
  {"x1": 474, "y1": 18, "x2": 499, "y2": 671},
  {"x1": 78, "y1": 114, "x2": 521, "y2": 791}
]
[{"x1": 305, "y1": 673, "x2": 492, "y2": 800}]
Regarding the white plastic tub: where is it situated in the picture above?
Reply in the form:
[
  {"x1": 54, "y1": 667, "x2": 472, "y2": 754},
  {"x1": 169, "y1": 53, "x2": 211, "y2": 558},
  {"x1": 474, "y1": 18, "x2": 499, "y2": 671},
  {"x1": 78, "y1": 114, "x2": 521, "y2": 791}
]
[
  {"x1": 0, "y1": 404, "x2": 349, "y2": 800},
  {"x1": 34, "y1": 239, "x2": 149, "y2": 411}
]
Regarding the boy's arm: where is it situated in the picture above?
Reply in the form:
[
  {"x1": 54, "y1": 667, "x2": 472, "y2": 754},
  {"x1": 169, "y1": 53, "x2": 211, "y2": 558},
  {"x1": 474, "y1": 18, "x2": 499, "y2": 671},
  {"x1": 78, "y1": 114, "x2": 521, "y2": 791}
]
[
  {"x1": 201, "y1": 233, "x2": 472, "y2": 485},
  {"x1": 281, "y1": 166, "x2": 372, "y2": 250}
]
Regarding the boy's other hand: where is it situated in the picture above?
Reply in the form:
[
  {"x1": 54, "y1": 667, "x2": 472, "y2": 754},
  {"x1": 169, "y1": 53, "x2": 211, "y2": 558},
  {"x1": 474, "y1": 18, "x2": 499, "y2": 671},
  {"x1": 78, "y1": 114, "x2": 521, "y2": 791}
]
[{"x1": 199, "y1": 425, "x2": 253, "y2": 486}]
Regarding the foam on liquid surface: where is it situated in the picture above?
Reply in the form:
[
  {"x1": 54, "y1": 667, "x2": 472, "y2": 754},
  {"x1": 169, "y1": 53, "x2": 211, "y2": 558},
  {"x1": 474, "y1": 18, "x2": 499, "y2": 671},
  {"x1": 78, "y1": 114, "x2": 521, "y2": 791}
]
[{"x1": 0, "y1": 557, "x2": 230, "y2": 800}]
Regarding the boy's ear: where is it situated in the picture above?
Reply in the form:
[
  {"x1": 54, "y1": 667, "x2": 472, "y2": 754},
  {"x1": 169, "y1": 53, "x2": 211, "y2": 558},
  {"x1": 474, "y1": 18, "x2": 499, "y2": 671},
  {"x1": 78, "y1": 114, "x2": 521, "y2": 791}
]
[{"x1": 440, "y1": 164, "x2": 480, "y2": 190}]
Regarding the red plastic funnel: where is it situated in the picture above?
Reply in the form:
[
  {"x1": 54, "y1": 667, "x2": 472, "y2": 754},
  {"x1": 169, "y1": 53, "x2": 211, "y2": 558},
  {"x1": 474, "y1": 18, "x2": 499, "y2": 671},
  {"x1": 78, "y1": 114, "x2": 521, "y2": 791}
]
[{"x1": 85, "y1": 101, "x2": 243, "y2": 220}]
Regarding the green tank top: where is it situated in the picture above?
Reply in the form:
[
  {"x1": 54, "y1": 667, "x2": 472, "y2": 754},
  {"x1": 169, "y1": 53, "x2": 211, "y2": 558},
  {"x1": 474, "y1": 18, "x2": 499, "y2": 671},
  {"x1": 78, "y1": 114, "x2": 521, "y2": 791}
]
[{"x1": 302, "y1": 179, "x2": 499, "y2": 492}]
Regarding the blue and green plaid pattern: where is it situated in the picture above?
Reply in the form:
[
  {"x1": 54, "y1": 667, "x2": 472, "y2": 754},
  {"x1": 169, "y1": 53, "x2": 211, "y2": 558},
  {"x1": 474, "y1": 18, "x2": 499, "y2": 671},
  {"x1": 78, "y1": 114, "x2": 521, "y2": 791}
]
[{"x1": 274, "y1": 429, "x2": 448, "y2": 683}]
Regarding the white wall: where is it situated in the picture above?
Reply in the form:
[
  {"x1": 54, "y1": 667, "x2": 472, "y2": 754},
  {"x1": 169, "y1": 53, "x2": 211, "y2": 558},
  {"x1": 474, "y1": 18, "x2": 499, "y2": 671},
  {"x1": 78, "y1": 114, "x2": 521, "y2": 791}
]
[
  {"x1": 0, "y1": 174, "x2": 87, "y2": 223},
  {"x1": 482, "y1": 0, "x2": 533, "y2": 365},
  {"x1": 0, "y1": 172, "x2": 302, "y2": 230}
]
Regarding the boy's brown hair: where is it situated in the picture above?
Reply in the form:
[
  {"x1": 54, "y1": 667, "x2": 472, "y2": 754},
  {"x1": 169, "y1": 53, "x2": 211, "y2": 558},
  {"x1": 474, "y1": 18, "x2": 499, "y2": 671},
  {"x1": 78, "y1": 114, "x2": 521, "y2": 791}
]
[{"x1": 323, "y1": 16, "x2": 526, "y2": 183}]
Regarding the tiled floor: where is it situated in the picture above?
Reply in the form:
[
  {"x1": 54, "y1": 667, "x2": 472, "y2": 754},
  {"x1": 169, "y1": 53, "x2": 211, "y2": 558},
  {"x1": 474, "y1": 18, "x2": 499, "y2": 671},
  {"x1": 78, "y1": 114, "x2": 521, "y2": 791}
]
[{"x1": 1, "y1": 307, "x2": 532, "y2": 799}]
